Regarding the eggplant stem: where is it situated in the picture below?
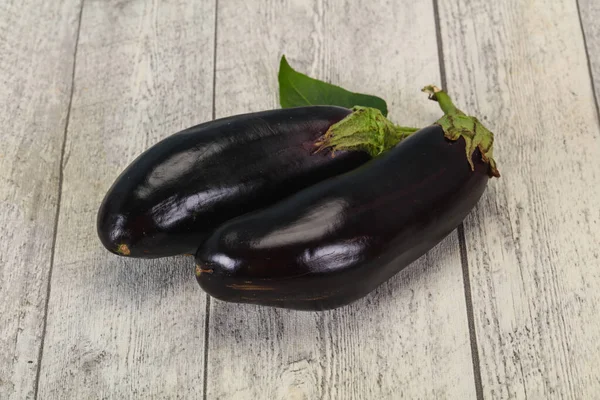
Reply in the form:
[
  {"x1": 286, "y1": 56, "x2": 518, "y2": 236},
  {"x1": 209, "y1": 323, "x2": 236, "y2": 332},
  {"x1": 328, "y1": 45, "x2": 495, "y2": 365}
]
[
  {"x1": 422, "y1": 84, "x2": 500, "y2": 178},
  {"x1": 315, "y1": 106, "x2": 419, "y2": 158},
  {"x1": 397, "y1": 126, "x2": 419, "y2": 133}
]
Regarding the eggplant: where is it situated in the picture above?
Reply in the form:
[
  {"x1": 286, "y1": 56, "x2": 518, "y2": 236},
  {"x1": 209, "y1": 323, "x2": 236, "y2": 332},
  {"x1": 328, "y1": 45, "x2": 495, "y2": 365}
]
[
  {"x1": 97, "y1": 106, "x2": 374, "y2": 258},
  {"x1": 98, "y1": 105, "x2": 417, "y2": 258},
  {"x1": 194, "y1": 86, "x2": 500, "y2": 310}
]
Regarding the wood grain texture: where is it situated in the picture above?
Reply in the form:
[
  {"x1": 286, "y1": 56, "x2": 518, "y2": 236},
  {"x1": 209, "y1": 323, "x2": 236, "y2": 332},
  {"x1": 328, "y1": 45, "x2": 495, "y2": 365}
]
[
  {"x1": 438, "y1": 0, "x2": 600, "y2": 398},
  {"x1": 206, "y1": 1, "x2": 477, "y2": 399},
  {"x1": 580, "y1": 0, "x2": 600, "y2": 107},
  {"x1": 0, "y1": 0, "x2": 82, "y2": 398},
  {"x1": 36, "y1": 0, "x2": 215, "y2": 398}
]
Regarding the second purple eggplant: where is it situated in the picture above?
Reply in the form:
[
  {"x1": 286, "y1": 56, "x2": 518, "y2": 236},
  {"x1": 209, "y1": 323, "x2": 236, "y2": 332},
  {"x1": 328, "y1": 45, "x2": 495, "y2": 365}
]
[{"x1": 195, "y1": 86, "x2": 500, "y2": 310}]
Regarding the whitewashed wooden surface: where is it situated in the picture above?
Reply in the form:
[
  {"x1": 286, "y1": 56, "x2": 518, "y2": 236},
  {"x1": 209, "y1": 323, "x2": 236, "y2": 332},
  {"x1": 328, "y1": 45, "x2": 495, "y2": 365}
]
[
  {"x1": 0, "y1": 0, "x2": 599, "y2": 399},
  {"x1": 439, "y1": 0, "x2": 600, "y2": 398},
  {"x1": 0, "y1": 1, "x2": 81, "y2": 398}
]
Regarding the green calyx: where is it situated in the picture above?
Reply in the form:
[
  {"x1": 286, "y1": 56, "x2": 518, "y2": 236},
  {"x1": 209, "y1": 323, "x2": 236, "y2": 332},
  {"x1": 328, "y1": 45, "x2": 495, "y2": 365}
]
[
  {"x1": 316, "y1": 86, "x2": 500, "y2": 179},
  {"x1": 116, "y1": 243, "x2": 130, "y2": 256},
  {"x1": 422, "y1": 85, "x2": 500, "y2": 178},
  {"x1": 315, "y1": 106, "x2": 418, "y2": 157}
]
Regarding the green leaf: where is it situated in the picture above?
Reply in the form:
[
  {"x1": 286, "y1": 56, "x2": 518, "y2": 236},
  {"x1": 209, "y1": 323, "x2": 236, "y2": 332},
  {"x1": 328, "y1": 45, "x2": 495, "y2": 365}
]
[{"x1": 278, "y1": 55, "x2": 388, "y2": 116}]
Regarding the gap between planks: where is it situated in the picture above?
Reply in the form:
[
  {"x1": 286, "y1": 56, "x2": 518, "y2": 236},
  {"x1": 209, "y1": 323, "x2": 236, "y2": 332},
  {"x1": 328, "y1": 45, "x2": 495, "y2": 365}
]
[
  {"x1": 432, "y1": 0, "x2": 484, "y2": 398},
  {"x1": 576, "y1": 0, "x2": 600, "y2": 125},
  {"x1": 33, "y1": 1, "x2": 86, "y2": 399}
]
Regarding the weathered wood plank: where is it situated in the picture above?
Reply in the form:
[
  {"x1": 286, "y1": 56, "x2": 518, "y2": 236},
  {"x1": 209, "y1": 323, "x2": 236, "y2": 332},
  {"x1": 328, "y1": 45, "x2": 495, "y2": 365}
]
[
  {"x1": 438, "y1": 0, "x2": 600, "y2": 398},
  {"x1": 0, "y1": 1, "x2": 82, "y2": 398},
  {"x1": 206, "y1": 1, "x2": 477, "y2": 399},
  {"x1": 36, "y1": 1, "x2": 215, "y2": 398},
  {"x1": 580, "y1": 0, "x2": 600, "y2": 107}
]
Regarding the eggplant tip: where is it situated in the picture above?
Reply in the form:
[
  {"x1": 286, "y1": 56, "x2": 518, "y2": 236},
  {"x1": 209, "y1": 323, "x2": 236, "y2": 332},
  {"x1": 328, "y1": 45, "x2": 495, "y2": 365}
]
[
  {"x1": 195, "y1": 265, "x2": 213, "y2": 277},
  {"x1": 116, "y1": 243, "x2": 131, "y2": 256}
]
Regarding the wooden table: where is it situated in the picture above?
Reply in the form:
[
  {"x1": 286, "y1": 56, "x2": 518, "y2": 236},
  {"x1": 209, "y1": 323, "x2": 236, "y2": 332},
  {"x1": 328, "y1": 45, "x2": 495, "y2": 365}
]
[{"x1": 1, "y1": 0, "x2": 599, "y2": 398}]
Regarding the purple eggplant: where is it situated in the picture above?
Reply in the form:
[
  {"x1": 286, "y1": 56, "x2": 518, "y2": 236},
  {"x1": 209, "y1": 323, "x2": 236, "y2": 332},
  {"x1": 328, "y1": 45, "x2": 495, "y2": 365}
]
[
  {"x1": 97, "y1": 106, "x2": 414, "y2": 258},
  {"x1": 194, "y1": 86, "x2": 500, "y2": 310}
]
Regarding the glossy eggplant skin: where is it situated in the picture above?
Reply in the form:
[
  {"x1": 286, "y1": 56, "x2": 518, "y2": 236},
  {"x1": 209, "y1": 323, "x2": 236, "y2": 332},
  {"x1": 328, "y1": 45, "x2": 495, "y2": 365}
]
[
  {"x1": 97, "y1": 106, "x2": 370, "y2": 258},
  {"x1": 195, "y1": 125, "x2": 490, "y2": 310}
]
